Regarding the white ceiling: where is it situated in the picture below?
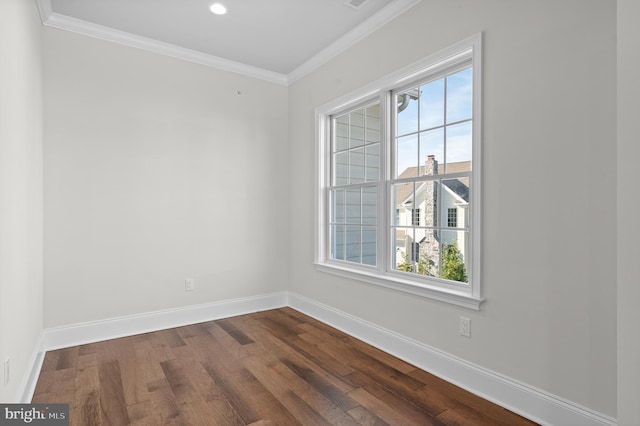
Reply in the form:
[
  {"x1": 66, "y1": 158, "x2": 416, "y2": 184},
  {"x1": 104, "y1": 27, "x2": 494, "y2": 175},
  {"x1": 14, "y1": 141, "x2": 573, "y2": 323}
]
[{"x1": 37, "y1": 0, "x2": 421, "y2": 85}]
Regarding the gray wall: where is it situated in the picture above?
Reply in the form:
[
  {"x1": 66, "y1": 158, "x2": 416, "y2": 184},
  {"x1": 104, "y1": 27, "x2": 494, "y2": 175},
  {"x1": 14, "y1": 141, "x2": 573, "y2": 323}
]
[
  {"x1": 288, "y1": 0, "x2": 617, "y2": 416},
  {"x1": 8, "y1": 0, "x2": 627, "y2": 419},
  {"x1": 617, "y1": 0, "x2": 640, "y2": 424},
  {"x1": 43, "y1": 28, "x2": 290, "y2": 327},
  {"x1": 0, "y1": 0, "x2": 44, "y2": 402}
]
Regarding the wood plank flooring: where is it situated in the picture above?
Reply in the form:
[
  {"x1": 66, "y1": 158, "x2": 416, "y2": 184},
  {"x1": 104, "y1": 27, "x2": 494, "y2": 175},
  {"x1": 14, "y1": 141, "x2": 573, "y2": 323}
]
[{"x1": 32, "y1": 308, "x2": 537, "y2": 425}]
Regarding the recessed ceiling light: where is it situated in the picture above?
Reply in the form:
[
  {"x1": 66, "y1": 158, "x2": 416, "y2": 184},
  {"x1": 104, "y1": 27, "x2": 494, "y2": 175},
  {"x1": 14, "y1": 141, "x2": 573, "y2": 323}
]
[{"x1": 209, "y1": 3, "x2": 227, "y2": 15}]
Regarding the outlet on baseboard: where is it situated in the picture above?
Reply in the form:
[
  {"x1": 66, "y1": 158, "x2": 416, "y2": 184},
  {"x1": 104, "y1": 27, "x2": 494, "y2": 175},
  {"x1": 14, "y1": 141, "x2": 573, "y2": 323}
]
[
  {"x1": 4, "y1": 358, "x2": 9, "y2": 387},
  {"x1": 185, "y1": 278, "x2": 195, "y2": 292}
]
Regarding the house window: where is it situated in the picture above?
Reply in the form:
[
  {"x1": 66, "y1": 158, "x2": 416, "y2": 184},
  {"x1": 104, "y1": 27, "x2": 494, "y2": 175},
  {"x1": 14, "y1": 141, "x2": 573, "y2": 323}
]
[
  {"x1": 411, "y1": 208, "x2": 420, "y2": 226},
  {"x1": 316, "y1": 34, "x2": 483, "y2": 309},
  {"x1": 410, "y1": 242, "x2": 420, "y2": 263},
  {"x1": 448, "y1": 208, "x2": 457, "y2": 228}
]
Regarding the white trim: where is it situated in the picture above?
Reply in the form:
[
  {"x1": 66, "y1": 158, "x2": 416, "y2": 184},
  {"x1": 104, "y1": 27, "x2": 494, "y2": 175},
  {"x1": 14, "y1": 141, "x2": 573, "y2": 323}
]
[
  {"x1": 21, "y1": 292, "x2": 616, "y2": 425},
  {"x1": 470, "y1": 33, "x2": 483, "y2": 301},
  {"x1": 18, "y1": 292, "x2": 286, "y2": 402},
  {"x1": 35, "y1": 0, "x2": 422, "y2": 86},
  {"x1": 315, "y1": 34, "x2": 483, "y2": 308},
  {"x1": 15, "y1": 336, "x2": 45, "y2": 403},
  {"x1": 288, "y1": 293, "x2": 617, "y2": 426},
  {"x1": 35, "y1": 0, "x2": 52, "y2": 22},
  {"x1": 41, "y1": 292, "x2": 287, "y2": 351},
  {"x1": 315, "y1": 262, "x2": 482, "y2": 310},
  {"x1": 287, "y1": 0, "x2": 423, "y2": 84},
  {"x1": 36, "y1": 3, "x2": 288, "y2": 86}
]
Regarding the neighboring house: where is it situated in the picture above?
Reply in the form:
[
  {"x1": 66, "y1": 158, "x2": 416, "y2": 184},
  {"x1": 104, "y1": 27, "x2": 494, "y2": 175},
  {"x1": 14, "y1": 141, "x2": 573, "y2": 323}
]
[{"x1": 394, "y1": 155, "x2": 469, "y2": 277}]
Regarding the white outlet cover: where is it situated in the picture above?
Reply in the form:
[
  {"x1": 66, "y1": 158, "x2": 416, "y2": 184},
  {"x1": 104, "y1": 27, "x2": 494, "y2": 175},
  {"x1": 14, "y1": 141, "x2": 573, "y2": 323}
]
[
  {"x1": 185, "y1": 278, "x2": 195, "y2": 291},
  {"x1": 459, "y1": 317, "x2": 471, "y2": 338}
]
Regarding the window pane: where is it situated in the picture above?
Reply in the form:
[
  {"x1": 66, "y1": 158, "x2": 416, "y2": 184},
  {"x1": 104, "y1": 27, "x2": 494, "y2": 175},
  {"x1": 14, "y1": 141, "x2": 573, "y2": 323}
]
[
  {"x1": 350, "y1": 109, "x2": 365, "y2": 148},
  {"x1": 334, "y1": 151, "x2": 349, "y2": 185},
  {"x1": 332, "y1": 103, "x2": 382, "y2": 186},
  {"x1": 331, "y1": 224, "x2": 345, "y2": 261},
  {"x1": 351, "y1": 108, "x2": 365, "y2": 127},
  {"x1": 362, "y1": 226, "x2": 376, "y2": 266},
  {"x1": 362, "y1": 186, "x2": 377, "y2": 225},
  {"x1": 396, "y1": 89, "x2": 419, "y2": 136},
  {"x1": 392, "y1": 182, "x2": 414, "y2": 226},
  {"x1": 417, "y1": 229, "x2": 440, "y2": 277},
  {"x1": 335, "y1": 115, "x2": 349, "y2": 151},
  {"x1": 446, "y1": 67, "x2": 472, "y2": 124},
  {"x1": 393, "y1": 209, "x2": 468, "y2": 279},
  {"x1": 366, "y1": 104, "x2": 380, "y2": 143},
  {"x1": 441, "y1": 179, "x2": 469, "y2": 226},
  {"x1": 331, "y1": 187, "x2": 377, "y2": 266},
  {"x1": 419, "y1": 129, "x2": 444, "y2": 176},
  {"x1": 440, "y1": 229, "x2": 469, "y2": 283},
  {"x1": 345, "y1": 189, "x2": 361, "y2": 224},
  {"x1": 350, "y1": 148, "x2": 365, "y2": 183},
  {"x1": 365, "y1": 143, "x2": 380, "y2": 182},
  {"x1": 393, "y1": 227, "x2": 438, "y2": 276},
  {"x1": 393, "y1": 227, "x2": 414, "y2": 272},
  {"x1": 420, "y1": 78, "x2": 445, "y2": 130},
  {"x1": 345, "y1": 225, "x2": 361, "y2": 263},
  {"x1": 331, "y1": 189, "x2": 345, "y2": 223},
  {"x1": 417, "y1": 180, "x2": 440, "y2": 228},
  {"x1": 446, "y1": 121, "x2": 472, "y2": 169},
  {"x1": 396, "y1": 134, "x2": 418, "y2": 178}
]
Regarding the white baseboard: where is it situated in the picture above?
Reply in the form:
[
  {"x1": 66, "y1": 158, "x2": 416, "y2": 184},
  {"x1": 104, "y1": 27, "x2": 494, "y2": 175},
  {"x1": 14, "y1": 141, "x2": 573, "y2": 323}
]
[
  {"x1": 20, "y1": 292, "x2": 287, "y2": 402},
  {"x1": 22, "y1": 291, "x2": 616, "y2": 425},
  {"x1": 16, "y1": 336, "x2": 45, "y2": 403},
  {"x1": 42, "y1": 292, "x2": 288, "y2": 351},
  {"x1": 288, "y1": 292, "x2": 616, "y2": 426}
]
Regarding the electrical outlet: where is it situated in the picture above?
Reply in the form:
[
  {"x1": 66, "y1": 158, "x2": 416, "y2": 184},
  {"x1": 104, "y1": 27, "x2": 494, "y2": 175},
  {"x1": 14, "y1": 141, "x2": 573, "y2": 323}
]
[
  {"x1": 185, "y1": 278, "x2": 195, "y2": 292},
  {"x1": 459, "y1": 317, "x2": 471, "y2": 338},
  {"x1": 4, "y1": 358, "x2": 9, "y2": 386}
]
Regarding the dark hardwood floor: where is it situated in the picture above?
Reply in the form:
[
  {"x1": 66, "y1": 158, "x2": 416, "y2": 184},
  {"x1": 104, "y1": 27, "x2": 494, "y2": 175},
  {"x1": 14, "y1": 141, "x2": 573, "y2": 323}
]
[{"x1": 32, "y1": 307, "x2": 537, "y2": 425}]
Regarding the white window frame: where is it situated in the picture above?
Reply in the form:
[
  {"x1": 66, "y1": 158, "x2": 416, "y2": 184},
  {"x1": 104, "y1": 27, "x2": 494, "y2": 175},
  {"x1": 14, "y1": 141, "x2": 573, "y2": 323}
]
[{"x1": 315, "y1": 33, "x2": 483, "y2": 310}]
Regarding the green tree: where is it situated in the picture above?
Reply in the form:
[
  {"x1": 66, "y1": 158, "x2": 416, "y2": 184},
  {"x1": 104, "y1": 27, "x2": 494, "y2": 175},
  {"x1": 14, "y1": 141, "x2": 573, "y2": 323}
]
[
  {"x1": 396, "y1": 252, "x2": 413, "y2": 272},
  {"x1": 397, "y1": 251, "x2": 435, "y2": 276},
  {"x1": 417, "y1": 252, "x2": 435, "y2": 276},
  {"x1": 441, "y1": 243, "x2": 467, "y2": 282}
]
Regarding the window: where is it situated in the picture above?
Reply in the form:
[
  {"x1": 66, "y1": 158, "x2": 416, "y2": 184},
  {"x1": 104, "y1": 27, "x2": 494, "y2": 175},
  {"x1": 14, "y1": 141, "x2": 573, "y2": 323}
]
[
  {"x1": 316, "y1": 34, "x2": 483, "y2": 309},
  {"x1": 411, "y1": 208, "x2": 421, "y2": 226},
  {"x1": 330, "y1": 105, "x2": 380, "y2": 266},
  {"x1": 448, "y1": 208, "x2": 457, "y2": 228}
]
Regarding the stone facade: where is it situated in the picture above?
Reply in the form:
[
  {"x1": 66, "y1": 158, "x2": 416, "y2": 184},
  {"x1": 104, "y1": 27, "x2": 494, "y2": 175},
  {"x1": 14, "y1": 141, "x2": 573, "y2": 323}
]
[{"x1": 419, "y1": 155, "x2": 440, "y2": 276}]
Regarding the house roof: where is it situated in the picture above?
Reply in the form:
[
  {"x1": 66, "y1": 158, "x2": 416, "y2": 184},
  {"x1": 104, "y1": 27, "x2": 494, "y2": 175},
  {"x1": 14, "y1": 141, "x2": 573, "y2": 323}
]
[
  {"x1": 397, "y1": 161, "x2": 471, "y2": 179},
  {"x1": 395, "y1": 161, "x2": 470, "y2": 207},
  {"x1": 441, "y1": 178, "x2": 469, "y2": 203}
]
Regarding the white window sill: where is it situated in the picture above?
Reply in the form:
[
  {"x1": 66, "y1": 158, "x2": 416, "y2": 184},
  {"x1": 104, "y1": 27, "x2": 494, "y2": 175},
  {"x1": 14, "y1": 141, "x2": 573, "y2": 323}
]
[{"x1": 314, "y1": 262, "x2": 484, "y2": 310}]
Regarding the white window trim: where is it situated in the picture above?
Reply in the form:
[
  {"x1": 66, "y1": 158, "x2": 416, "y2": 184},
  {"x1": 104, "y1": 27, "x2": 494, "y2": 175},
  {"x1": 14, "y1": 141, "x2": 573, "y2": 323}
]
[{"x1": 315, "y1": 33, "x2": 484, "y2": 310}]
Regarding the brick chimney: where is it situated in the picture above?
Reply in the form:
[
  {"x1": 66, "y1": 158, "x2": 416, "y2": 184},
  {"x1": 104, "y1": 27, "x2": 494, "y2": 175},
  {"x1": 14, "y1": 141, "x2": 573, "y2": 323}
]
[
  {"x1": 425, "y1": 155, "x2": 438, "y2": 176},
  {"x1": 422, "y1": 155, "x2": 439, "y2": 270}
]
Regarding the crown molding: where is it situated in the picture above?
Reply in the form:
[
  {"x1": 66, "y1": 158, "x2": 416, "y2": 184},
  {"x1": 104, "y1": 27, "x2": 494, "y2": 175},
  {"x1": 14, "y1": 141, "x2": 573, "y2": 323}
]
[
  {"x1": 35, "y1": 0, "x2": 288, "y2": 86},
  {"x1": 287, "y1": 0, "x2": 423, "y2": 84},
  {"x1": 35, "y1": 0, "x2": 422, "y2": 87},
  {"x1": 35, "y1": 0, "x2": 52, "y2": 21}
]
